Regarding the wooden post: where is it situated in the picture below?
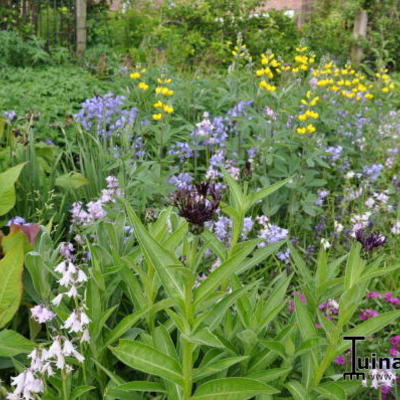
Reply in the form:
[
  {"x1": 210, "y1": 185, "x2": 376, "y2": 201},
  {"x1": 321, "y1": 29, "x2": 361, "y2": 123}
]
[
  {"x1": 297, "y1": 0, "x2": 314, "y2": 28},
  {"x1": 351, "y1": 10, "x2": 368, "y2": 66},
  {"x1": 76, "y1": 0, "x2": 87, "y2": 56}
]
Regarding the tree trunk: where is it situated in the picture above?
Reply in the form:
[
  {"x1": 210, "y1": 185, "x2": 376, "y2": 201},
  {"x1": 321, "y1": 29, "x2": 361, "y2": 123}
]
[
  {"x1": 351, "y1": 9, "x2": 368, "y2": 66},
  {"x1": 76, "y1": 0, "x2": 87, "y2": 56}
]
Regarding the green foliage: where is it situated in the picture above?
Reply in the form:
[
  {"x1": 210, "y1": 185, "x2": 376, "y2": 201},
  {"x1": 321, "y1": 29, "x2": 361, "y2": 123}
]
[{"x1": 94, "y1": 1, "x2": 299, "y2": 69}]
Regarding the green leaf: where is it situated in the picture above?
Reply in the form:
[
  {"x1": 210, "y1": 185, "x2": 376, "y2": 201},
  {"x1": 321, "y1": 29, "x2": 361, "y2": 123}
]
[
  {"x1": 222, "y1": 169, "x2": 245, "y2": 213},
  {"x1": 0, "y1": 330, "x2": 35, "y2": 357},
  {"x1": 191, "y1": 378, "x2": 279, "y2": 399},
  {"x1": 193, "y1": 356, "x2": 248, "y2": 381},
  {"x1": 339, "y1": 311, "x2": 400, "y2": 353},
  {"x1": 104, "y1": 300, "x2": 172, "y2": 347},
  {"x1": 314, "y1": 382, "x2": 346, "y2": 400},
  {"x1": 246, "y1": 368, "x2": 291, "y2": 383},
  {"x1": 110, "y1": 340, "x2": 183, "y2": 385},
  {"x1": 184, "y1": 328, "x2": 225, "y2": 348},
  {"x1": 194, "y1": 240, "x2": 258, "y2": 305},
  {"x1": 0, "y1": 163, "x2": 27, "y2": 216},
  {"x1": 259, "y1": 340, "x2": 286, "y2": 359},
  {"x1": 55, "y1": 172, "x2": 90, "y2": 190},
  {"x1": 70, "y1": 386, "x2": 96, "y2": 400},
  {"x1": 247, "y1": 177, "x2": 291, "y2": 210},
  {"x1": 286, "y1": 381, "x2": 308, "y2": 400},
  {"x1": 0, "y1": 232, "x2": 25, "y2": 328},
  {"x1": 344, "y1": 244, "x2": 364, "y2": 290},
  {"x1": 109, "y1": 381, "x2": 166, "y2": 393},
  {"x1": 125, "y1": 202, "x2": 185, "y2": 301}
]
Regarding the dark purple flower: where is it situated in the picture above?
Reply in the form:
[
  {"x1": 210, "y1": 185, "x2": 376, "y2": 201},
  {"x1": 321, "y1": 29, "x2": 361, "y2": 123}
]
[
  {"x1": 355, "y1": 230, "x2": 386, "y2": 251},
  {"x1": 171, "y1": 181, "x2": 221, "y2": 230}
]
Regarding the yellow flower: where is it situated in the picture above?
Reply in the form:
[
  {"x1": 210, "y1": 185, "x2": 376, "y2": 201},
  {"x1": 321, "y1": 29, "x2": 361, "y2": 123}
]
[
  {"x1": 382, "y1": 87, "x2": 389, "y2": 93},
  {"x1": 298, "y1": 114, "x2": 307, "y2": 121},
  {"x1": 296, "y1": 127, "x2": 307, "y2": 134},
  {"x1": 256, "y1": 69, "x2": 265, "y2": 76},
  {"x1": 130, "y1": 72, "x2": 141, "y2": 79},
  {"x1": 259, "y1": 80, "x2": 276, "y2": 92},
  {"x1": 365, "y1": 93, "x2": 374, "y2": 99},
  {"x1": 163, "y1": 105, "x2": 174, "y2": 114},
  {"x1": 138, "y1": 82, "x2": 149, "y2": 91},
  {"x1": 153, "y1": 101, "x2": 163, "y2": 109},
  {"x1": 306, "y1": 124, "x2": 316, "y2": 133},
  {"x1": 309, "y1": 96, "x2": 319, "y2": 107},
  {"x1": 152, "y1": 113, "x2": 162, "y2": 120}
]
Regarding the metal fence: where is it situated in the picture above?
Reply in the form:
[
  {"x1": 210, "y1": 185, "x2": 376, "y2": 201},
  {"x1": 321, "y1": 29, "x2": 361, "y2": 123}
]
[{"x1": 1, "y1": 0, "x2": 76, "y2": 48}]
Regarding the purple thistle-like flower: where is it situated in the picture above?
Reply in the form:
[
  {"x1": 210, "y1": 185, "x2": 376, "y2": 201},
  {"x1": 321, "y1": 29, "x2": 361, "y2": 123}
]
[
  {"x1": 355, "y1": 230, "x2": 386, "y2": 251},
  {"x1": 171, "y1": 182, "x2": 221, "y2": 230}
]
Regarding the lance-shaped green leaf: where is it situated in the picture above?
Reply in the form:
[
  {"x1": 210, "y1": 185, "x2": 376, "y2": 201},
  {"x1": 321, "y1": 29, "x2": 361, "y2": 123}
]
[
  {"x1": 286, "y1": 381, "x2": 308, "y2": 400},
  {"x1": 0, "y1": 232, "x2": 26, "y2": 328},
  {"x1": 55, "y1": 172, "x2": 89, "y2": 190},
  {"x1": 191, "y1": 377, "x2": 279, "y2": 399},
  {"x1": 125, "y1": 202, "x2": 185, "y2": 300},
  {"x1": 344, "y1": 243, "x2": 364, "y2": 290},
  {"x1": 108, "y1": 381, "x2": 166, "y2": 394},
  {"x1": 314, "y1": 382, "x2": 345, "y2": 400},
  {"x1": 194, "y1": 240, "x2": 259, "y2": 305},
  {"x1": 0, "y1": 330, "x2": 36, "y2": 356},
  {"x1": 110, "y1": 340, "x2": 183, "y2": 385},
  {"x1": 193, "y1": 356, "x2": 248, "y2": 381},
  {"x1": 0, "y1": 163, "x2": 27, "y2": 216},
  {"x1": 246, "y1": 177, "x2": 291, "y2": 211},
  {"x1": 338, "y1": 310, "x2": 400, "y2": 353},
  {"x1": 104, "y1": 300, "x2": 173, "y2": 347}
]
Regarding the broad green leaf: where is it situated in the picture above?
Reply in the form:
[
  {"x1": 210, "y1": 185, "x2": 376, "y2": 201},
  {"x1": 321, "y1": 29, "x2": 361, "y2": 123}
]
[
  {"x1": 125, "y1": 202, "x2": 185, "y2": 300},
  {"x1": 201, "y1": 229, "x2": 228, "y2": 261},
  {"x1": 55, "y1": 172, "x2": 89, "y2": 190},
  {"x1": 192, "y1": 377, "x2": 279, "y2": 399},
  {"x1": 246, "y1": 368, "x2": 291, "y2": 383},
  {"x1": 314, "y1": 382, "x2": 346, "y2": 400},
  {"x1": 286, "y1": 381, "x2": 308, "y2": 400},
  {"x1": 260, "y1": 340, "x2": 286, "y2": 359},
  {"x1": 110, "y1": 340, "x2": 183, "y2": 385},
  {"x1": 0, "y1": 163, "x2": 27, "y2": 216},
  {"x1": 344, "y1": 244, "x2": 364, "y2": 290},
  {"x1": 184, "y1": 327, "x2": 225, "y2": 348},
  {"x1": 194, "y1": 240, "x2": 258, "y2": 305},
  {"x1": 247, "y1": 177, "x2": 291, "y2": 210},
  {"x1": 236, "y1": 241, "x2": 285, "y2": 275},
  {"x1": 193, "y1": 356, "x2": 248, "y2": 381},
  {"x1": 104, "y1": 300, "x2": 173, "y2": 347},
  {"x1": 339, "y1": 311, "x2": 400, "y2": 353},
  {"x1": 70, "y1": 386, "x2": 96, "y2": 400},
  {"x1": 109, "y1": 381, "x2": 166, "y2": 393},
  {"x1": 222, "y1": 169, "x2": 245, "y2": 212},
  {"x1": 0, "y1": 330, "x2": 35, "y2": 356},
  {"x1": 0, "y1": 232, "x2": 25, "y2": 328}
]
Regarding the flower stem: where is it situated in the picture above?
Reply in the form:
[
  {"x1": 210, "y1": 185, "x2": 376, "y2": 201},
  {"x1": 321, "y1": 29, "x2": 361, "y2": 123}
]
[{"x1": 62, "y1": 370, "x2": 69, "y2": 400}]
